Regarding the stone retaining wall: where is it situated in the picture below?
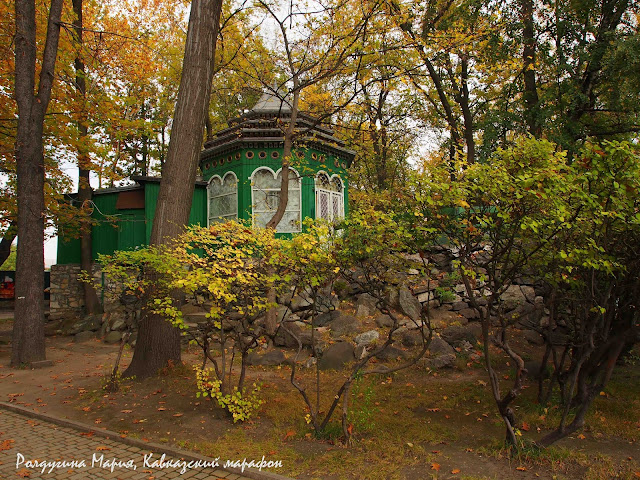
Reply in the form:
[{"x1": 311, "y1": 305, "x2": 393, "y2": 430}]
[{"x1": 49, "y1": 264, "x2": 103, "y2": 320}]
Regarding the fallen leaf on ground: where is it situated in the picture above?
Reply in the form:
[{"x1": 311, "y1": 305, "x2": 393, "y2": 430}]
[
  {"x1": 172, "y1": 413, "x2": 183, "y2": 417},
  {"x1": 120, "y1": 410, "x2": 132, "y2": 413},
  {"x1": 0, "y1": 439, "x2": 14, "y2": 451},
  {"x1": 16, "y1": 468, "x2": 31, "y2": 477},
  {"x1": 516, "y1": 466, "x2": 526, "y2": 471},
  {"x1": 283, "y1": 430, "x2": 295, "y2": 441},
  {"x1": 521, "y1": 421, "x2": 530, "y2": 431},
  {"x1": 452, "y1": 469, "x2": 461, "y2": 474},
  {"x1": 431, "y1": 462, "x2": 441, "y2": 471},
  {"x1": 96, "y1": 446, "x2": 110, "y2": 451}
]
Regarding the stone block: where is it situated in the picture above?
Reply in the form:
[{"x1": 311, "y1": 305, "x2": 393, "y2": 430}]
[
  {"x1": 355, "y1": 330, "x2": 379, "y2": 346},
  {"x1": 399, "y1": 286, "x2": 421, "y2": 321},
  {"x1": 318, "y1": 342, "x2": 355, "y2": 370}
]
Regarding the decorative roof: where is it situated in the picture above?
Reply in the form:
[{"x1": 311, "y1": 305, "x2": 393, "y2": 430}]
[
  {"x1": 250, "y1": 89, "x2": 292, "y2": 113},
  {"x1": 201, "y1": 89, "x2": 355, "y2": 166}
]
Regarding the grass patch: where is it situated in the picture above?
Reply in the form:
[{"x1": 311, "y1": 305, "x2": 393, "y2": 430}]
[
  {"x1": 514, "y1": 362, "x2": 640, "y2": 442},
  {"x1": 64, "y1": 343, "x2": 639, "y2": 480}
]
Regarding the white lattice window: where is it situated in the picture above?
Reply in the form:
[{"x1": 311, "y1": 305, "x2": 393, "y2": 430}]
[
  {"x1": 208, "y1": 172, "x2": 238, "y2": 225},
  {"x1": 315, "y1": 172, "x2": 344, "y2": 222},
  {"x1": 251, "y1": 167, "x2": 301, "y2": 233}
]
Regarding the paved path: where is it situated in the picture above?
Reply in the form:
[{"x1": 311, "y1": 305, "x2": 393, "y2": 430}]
[{"x1": 0, "y1": 407, "x2": 268, "y2": 480}]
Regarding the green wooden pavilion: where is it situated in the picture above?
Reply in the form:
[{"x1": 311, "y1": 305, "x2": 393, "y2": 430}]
[{"x1": 56, "y1": 91, "x2": 355, "y2": 264}]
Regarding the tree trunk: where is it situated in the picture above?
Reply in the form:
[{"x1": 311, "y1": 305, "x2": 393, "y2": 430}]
[
  {"x1": 12, "y1": 0, "x2": 64, "y2": 366},
  {"x1": 124, "y1": 0, "x2": 223, "y2": 379},
  {"x1": 263, "y1": 88, "x2": 299, "y2": 336},
  {"x1": 521, "y1": 0, "x2": 541, "y2": 137},
  {"x1": 265, "y1": 87, "x2": 300, "y2": 230},
  {"x1": 73, "y1": 0, "x2": 103, "y2": 316}
]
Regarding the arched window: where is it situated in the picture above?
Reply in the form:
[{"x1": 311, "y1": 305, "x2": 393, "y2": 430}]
[
  {"x1": 251, "y1": 167, "x2": 301, "y2": 233},
  {"x1": 208, "y1": 172, "x2": 238, "y2": 225},
  {"x1": 315, "y1": 172, "x2": 344, "y2": 222}
]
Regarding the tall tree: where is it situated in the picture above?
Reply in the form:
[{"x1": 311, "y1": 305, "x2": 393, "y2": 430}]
[
  {"x1": 521, "y1": 0, "x2": 541, "y2": 137},
  {"x1": 254, "y1": 0, "x2": 371, "y2": 230},
  {"x1": 11, "y1": 0, "x2": 64, "y2": 366},
  {"x1": 72, "y1": 0, "x2": 102, "y2": 315},
  {"x1": 124, "y1": 0, "x2": 223, "y2": 379}
]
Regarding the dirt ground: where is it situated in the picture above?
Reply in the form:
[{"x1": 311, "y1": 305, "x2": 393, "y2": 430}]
[{"x1": 1, "y1": 314, "x2": 638, "y2": 480}]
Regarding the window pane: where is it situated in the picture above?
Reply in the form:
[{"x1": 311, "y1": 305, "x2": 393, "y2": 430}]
[
  {"x1": 218, "y1": 195, "x2": 231, "y2": 215},
  {"x1": 252, "y1": 168, "x2": 300, "y2": 231},
  {"x1": 315, "y1": 173, "x2": 330, "y2": 189},
  {"x1": 222, "y1": 174, "x2": 237, "y2": 194},
  {"x1": 285, "y1": 170, "x2": 300, "y2": 188},
  {"x1": 253, "y1": 190, "x2": 268, "y2": 211},
  {"x1": 277, "y1": 210, "x2": 301, "y2": 233},
  {"x1": 254, "y1": 211, "x2": 270, "y2": 229},
  {"x1": 228, "y1": 192, "x2": 238, "y2": 215},
  {"x1": 208, "y1": 177, "x2": 222, "y2": 196},
  {"x1": 208, "y1": 175, "x2": 237, "y2": 224},
  {"x1": 255, "y1": 191, "x2": 280, "y2": 211},
  {"x1": 254, "y1": 169, "x2": 279, "y2": 189},
  {"x1": 210, "y1": 197, "x2": 221, "y2": 217},
  {"x1": 317, "y1": 191, "x2": 330, "y2": 220},
  {"x1": 332, "y1": 192, "x2": 343, "y2": 219},
  {"x1": 286, "y1": 191, "x2": 300, "y2": 209}
]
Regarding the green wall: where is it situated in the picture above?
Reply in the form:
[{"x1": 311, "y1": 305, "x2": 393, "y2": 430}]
[
  {"x1": 143, "y1": 182, "x2": 207, "y2": 242},
  {"x1": 201, "y1": 146, "x2": 350, "y2": 226},
  {"x1": 57, "y1": 183, "x2": 207, "y2": 264}
]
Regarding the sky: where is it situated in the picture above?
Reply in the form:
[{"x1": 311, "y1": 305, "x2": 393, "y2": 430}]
[{"x1": 44, "y1": 235, "x2": 57, "y2": 268}]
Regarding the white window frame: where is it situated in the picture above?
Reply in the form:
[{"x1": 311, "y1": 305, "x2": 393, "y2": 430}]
[
  {"x1": 207, "y1": 171, "x2": 238, "y2": 225},
  {"x1": 315, "y1": 171, "x2": 344, "y2": 222},
  {"x1": 250, "y1": 167, "x2": 302, "y2": 233}
]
